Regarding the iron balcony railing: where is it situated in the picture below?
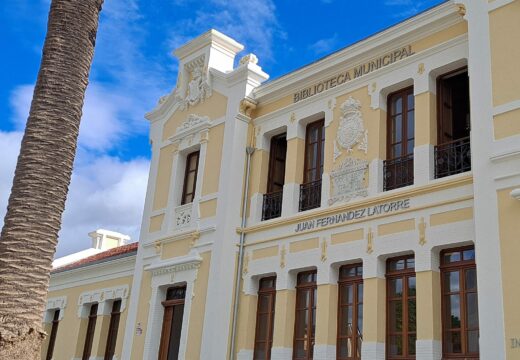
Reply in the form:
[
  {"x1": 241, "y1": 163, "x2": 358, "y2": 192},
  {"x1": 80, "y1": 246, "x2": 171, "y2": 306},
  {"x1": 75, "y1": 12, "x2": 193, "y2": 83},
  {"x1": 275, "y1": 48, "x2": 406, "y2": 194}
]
[
  {"x1": 261, "y1": 190, "x2": 283, "y2": 221},
  {"x1": 434, "y1": 136, "x2": 471, "y2": 179},
  {"x1": 299, "y1": 180, "x2": 322, "y2": 212},
  {"x1": 383, "y1": 153, "x2": 414, "y2": 191}
]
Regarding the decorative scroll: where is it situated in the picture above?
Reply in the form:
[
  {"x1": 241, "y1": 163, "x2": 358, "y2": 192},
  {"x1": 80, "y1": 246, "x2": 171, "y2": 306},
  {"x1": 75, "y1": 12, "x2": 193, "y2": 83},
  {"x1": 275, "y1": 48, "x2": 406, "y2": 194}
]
[{"x1": 329, "y1": 157, "x2": 368, "y2": 205}]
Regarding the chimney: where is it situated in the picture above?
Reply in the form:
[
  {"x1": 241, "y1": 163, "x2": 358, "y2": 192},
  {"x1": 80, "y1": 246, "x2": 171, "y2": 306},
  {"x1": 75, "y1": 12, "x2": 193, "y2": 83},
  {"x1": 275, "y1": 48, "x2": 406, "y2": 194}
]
[{"x1": 88, "y1": 229, "x2": 130, "y2": 251}]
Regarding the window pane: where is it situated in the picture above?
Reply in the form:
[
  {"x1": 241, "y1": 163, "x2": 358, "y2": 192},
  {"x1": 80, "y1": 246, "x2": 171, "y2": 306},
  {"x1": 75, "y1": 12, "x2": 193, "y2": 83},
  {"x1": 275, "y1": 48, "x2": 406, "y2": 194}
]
[
  {"x1": 388, "y1": 335, "x2": 403, "y2": 356},
  {"x1": 445, "y1": 331, "x2": 462, "y2": 353},
  {"x1": 407, "y1": 139, "x2": 414, "y2": 155},
  {"x1": 167, "y1": 304, "x2": 184, "y2": 360},
  {"x1": 463, "y1": 249, "x2": 475, "y2": 261},
  {"x1": 256, "y1": 313, "x2": 268, "y2": 339},
  {"x1": 389, "y1": 278, "x2": 403, "y2": 297},
  {"x1": 259, "y1": 295, "x2": 269, "y2": 312},
  {"x1": 467, "y1": 330, "x2": 479, "y2": 353},
  {"x1": 185, "y1": 172, "x2": 196, "y2": 195},
  {"x1": 295, "y1": 309, "x2": 308, "y2": 337},
  {"x1": 357, "y1": 283, "x2": 363, "y2": 302},
  {"x1": 465, "y1": 268, "x2": 477, "y2": 291},
  {"x1": 393, "y1": 115, "x2": 402, "y2": 142},
  {"x1": 253, "y1": 344, "x2": 265, "y2": 360},
  {"x1": 444, "y1": 251, "x2": 461, "y2": 263},
  {"x1": 394, "y1": 97, "x2": 403, "y2": 115},
  {"x1": 343, "y1": 284, "x2": 353, "y2": 304},
  {"x1": 407, "y1": 93, "x2": 414, "y2": 110},
  {"x1": 444, "y1": 271, "x2": 460, "y2": 292},
  {"x1": 357, "y1": 303, "x2": 363, "y2": 333},
  {"x1": 406, "y1": 258, "x2": 415, "y2": 269},
  {"x1": 294, "y1": 340, "x2": 305, "y2": 359},
  {"x1": 338, "y1": 338, "x2": 351, "y2": 358},
  {"x1": 392, "y1": 143, "x2": 402, "y2": 158},
  {"x1": 408, "y1": 299, "x2": 416, "y2": 332},
  {"x1": 408, "y1": 276, "x2": 416, "y2": 297},
  {"x1": 389, "y1": 259, "x2": 405, "y2": 271},
  {"x1": 388, "y1": 300, "x2": 403, "y2": 332},
  {"x1": 445, "y1": 294, "x2": 461, "y2": 329},
  {"x1": 407, "y1": 111, "x2": 415, "y2": 137},
  {"x1": 297, "y1": 289, "x2": 310, "y2": 308},
  {"x1": 189, "y1": 153, "x2": 198, "y2": 171},
  {"x1": 466, "y1": 292, "x2": 479, "y2": 328},
  {"x1": 408, "y1": 333, "x2": 416, "y2": 355}
]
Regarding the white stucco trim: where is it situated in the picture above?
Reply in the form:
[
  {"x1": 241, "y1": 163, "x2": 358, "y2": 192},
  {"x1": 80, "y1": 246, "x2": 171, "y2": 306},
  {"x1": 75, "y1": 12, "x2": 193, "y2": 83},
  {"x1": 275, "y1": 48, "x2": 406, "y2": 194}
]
[
  {"x1": 43, "y1": 296, "x2": 67, "y2": 322},
  {"x1": 77, "y1": 285, "x2": 130, "y2": 318}
]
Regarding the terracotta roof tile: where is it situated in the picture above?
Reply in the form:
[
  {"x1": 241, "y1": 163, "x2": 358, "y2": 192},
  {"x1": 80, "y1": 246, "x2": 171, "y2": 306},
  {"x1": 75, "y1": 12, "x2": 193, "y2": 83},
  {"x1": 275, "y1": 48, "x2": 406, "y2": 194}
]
[{"x1": 52, "y1": 242, "x2": 138, "y2": 273}]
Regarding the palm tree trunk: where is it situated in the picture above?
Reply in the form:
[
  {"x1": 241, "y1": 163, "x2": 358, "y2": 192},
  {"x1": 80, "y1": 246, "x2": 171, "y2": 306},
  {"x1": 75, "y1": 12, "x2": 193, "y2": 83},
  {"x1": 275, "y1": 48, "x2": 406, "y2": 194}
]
[{"x1": 0, "y1": 0, "x2": 103, "y2": 358}]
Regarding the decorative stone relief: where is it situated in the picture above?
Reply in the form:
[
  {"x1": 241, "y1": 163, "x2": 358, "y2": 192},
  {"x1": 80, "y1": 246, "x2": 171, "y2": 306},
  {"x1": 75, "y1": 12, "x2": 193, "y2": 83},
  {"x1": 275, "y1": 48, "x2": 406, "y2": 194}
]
[
  {"x1": 329, "y1": 157, "x2": 368, "y2": 205},
  {"x1": 239, "y1": 97, "x2": 257, "y2": 117},
  {"x1": 149, "y1": 261, "x2": 201, "y2": 277},
  {"x1": 177, "y1": 56, "x2": 212, "y2": 110},
  {"x1": 320, "y1": 239, "x2": 328, "y2": 262},
  {"x1": 177, "y1": 114, "x2": 211, "y2": 135},
  {"x1": 418, "y1": 217, "x2": 427, "y2": 246},
  {"x1": 175, "y1": 203, "x2": 193, "y2": 229},
  {"x1": 366, "y1": 227, "x2": 374, "y2": 254},
  {"x1": 335, "y1": 96, "x2": 368, "y2": 157},
  {"x1": 242, "y1": 252, "x2": 250, "y2": 277},
  {"x1": 239, "y1": 53, "x2": 258, "y2": 65},
  {"x1": 279, "y1": 245, "x2": 286, "y2": 269}
]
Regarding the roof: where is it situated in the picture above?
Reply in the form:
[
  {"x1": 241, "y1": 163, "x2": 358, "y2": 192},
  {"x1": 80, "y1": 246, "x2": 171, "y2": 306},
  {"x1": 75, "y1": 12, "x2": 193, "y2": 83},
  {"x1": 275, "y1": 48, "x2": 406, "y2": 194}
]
[{"x1": 52, "y1": 242, "x2": 138, "y2": 274}]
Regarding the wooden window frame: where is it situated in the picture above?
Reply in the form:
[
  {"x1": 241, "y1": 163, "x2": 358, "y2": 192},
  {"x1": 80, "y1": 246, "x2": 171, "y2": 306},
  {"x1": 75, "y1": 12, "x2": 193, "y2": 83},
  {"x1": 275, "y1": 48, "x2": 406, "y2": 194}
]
[
  {"x1": 386, "y1": 87, "x2": 415, "y2": 160},
  {"x1": 386, "y1": 255, "x2": 416, "y2": 360},
  {"x1": 104, "y1": 299, "x2": 122, "y2": 360},
  {"x1": 82, "y1": 303, "x2": 98, "y2": 360},
  {"x1": 266, "y1": 133, "x2": 287, "y2": 194},
  {"x1": 46, "y1": 309, "x2": 60, "y2": 360},
  {"x1": 181, "y1": 151, "x2": 200, "y2": 205},
  {"x1": 436, "y1": 66, "x2": 470, "y2": 146},
  {"x1": 158, "y1": 286, "x2": 187, "y2": 360},
  {"x1": 303, "y1": 120, "x2": 325, "y2": 185},
  {"x1": 293, "y1": 270, "x2": 317, "y2": 360},
  {"x1": 253, "y1": 277, "x2": 277, "y2": 360},
  {"x1": 337, "y1": 263, "x2": 363, "y2": 360},
  {"x1": 440, "y1": 246, "x2": 479, "y2": 359}
]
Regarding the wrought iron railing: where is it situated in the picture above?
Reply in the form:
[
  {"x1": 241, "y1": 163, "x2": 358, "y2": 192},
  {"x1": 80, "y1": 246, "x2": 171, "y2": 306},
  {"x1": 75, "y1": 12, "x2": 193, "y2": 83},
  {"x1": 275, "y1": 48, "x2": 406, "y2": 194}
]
[
  {"x1": 383, "y1": 153, "x2": 414, "y2": 191},
  {"x1": 262, "y1": 190, "x2": 283, "y2": 221},
  {"x1": 299, "y1": 180, "x2": 322, "y2": 212},
  {"x1": 434, "y1": 136, "x2": 471, "y2": 179}
]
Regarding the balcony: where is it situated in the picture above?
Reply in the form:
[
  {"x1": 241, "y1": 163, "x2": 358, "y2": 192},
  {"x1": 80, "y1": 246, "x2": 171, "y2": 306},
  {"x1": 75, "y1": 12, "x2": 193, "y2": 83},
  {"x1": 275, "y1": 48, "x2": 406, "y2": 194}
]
[
  {"x1": 262, "y1": 190, "x2": 283, "y2": 221},
  {"x1": 299, "y1": 180, "x2": 322, "y2": 212},
  {"x1": 434, "y1": 136, "x2": 471, "y2": 179},
  {"x1": 174, "y1": 202, "x2": 193, "y2": 230},
  {"x1": 383, "y1": 154, "x2": 414, "y2": 191}
]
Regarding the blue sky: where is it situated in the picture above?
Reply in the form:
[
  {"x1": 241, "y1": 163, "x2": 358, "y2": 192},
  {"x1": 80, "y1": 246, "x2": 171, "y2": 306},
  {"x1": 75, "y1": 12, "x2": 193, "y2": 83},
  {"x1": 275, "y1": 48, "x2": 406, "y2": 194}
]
[{"x1": 0, "y1": 0, "x2": 443, "y2": 257}]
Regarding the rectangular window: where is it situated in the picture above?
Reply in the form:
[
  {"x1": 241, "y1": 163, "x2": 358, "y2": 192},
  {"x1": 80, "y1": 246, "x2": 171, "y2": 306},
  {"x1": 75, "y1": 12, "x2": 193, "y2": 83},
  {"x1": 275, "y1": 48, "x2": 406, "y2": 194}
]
[
  {"x1": 293, "y1": 271, "x2": 317, "y2": 360},
  {"x1": 386, "y1": 256, "x2": 416, "y2": 359},
  {"x1": 82, "y1": 303, "x2": 98, "y2": 360},
  {"x1": 384, "y1": 87, "x2": 414, "y2": 191},
  {"x1": 435, "y1": 68, "x2": 471, "y2": 178},
  {"x1": 300, "y1": 120, "x2": 324, "y2": 211},
  {"x1": 337, "y1": 264, "x2": 363, "y2": 360},
  {"x1": 440, "y1": 246, "x2": 479, "y2": 359},
  {"x1": 46, "y1": 309, "x2": 60, "y2": 360},
  {"x1": 181, "y1": 151, "x2": 200, "y2": 205},
  {"x1": 253, "y1": 277, "x2": 277, "y2": 360},
  {"x1": 104, "y1": 300, "x2": 122, "y2": 360},
  {"x1": 159, "y1": 286, "x2": 187, "y2": 360},
  {"x1": 262, "y1": 134, "x2": 287, "y2": 221}
]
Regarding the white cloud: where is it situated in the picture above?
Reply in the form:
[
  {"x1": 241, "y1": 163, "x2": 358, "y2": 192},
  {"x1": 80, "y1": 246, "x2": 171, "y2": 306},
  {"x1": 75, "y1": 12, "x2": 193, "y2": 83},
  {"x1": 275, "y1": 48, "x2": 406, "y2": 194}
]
[
  {"x1": 384, "y1": 0, "x2": 440, "y2": 18},
  {"x1": 308, "y1": 34, "x2": 339, "y2": 55}
]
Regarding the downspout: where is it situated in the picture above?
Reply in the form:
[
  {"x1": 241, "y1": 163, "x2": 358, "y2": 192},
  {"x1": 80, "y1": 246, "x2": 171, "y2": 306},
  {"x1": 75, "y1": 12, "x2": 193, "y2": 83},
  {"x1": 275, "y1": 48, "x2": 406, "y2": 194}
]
[{"x1": 229, "y1": 143, "x2": 255, "y2": 360}]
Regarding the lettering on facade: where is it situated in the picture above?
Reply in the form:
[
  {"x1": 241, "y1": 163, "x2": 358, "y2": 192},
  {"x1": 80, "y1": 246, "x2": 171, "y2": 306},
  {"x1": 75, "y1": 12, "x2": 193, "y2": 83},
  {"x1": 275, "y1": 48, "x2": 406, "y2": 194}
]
[
  {"x1": 293, "y1": 45, "x2": 414, "y2": 103},
  {"x1": 294, "y1": 199, "x2": 410, "y2": 233},
  {"x1": 512, "y1": 338, "x2": 520, "y2": 349}
]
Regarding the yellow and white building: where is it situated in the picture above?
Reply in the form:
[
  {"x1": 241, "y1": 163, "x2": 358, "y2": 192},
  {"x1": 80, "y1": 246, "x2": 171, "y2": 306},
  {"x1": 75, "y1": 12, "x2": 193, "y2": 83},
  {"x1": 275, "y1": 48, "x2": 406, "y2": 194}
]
[{"x1": 42, "y1": 1, "x2": 520, "y2": 359}]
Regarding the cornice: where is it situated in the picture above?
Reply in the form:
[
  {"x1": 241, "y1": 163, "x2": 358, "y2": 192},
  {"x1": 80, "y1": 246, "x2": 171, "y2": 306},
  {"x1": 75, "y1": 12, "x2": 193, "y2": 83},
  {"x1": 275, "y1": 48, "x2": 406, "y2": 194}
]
[
  {"x1": 173, "y1": 29, "x2": 244, "y2": 60},
  {"x1": 252, "y1": 1, "x2": 461, "y2": 104}
]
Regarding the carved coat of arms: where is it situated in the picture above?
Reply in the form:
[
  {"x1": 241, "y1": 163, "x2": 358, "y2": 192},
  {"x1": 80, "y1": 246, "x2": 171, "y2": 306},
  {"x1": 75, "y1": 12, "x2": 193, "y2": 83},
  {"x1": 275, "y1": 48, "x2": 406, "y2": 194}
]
[
  {"x1": 329, "y1": 157, "x2": 368, "y2": 205},
  {"x1": 177, "y1": 61, "x2": 212, "y2": 111},
  {"x1": 335, "y1": 96, "x2": 368, "y2": 161}
]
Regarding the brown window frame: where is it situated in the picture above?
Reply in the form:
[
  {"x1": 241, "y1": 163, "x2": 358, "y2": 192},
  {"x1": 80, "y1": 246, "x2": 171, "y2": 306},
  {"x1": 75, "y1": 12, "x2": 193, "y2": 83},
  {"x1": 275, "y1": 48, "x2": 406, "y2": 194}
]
[
  {"x1": 386, "y1": 255, "x2": 416, "y2": 360},
  {"x1": 337, "y1": 263, "x2": 364, "y2": 360},
  {"x1": 82, "y1": 303, "x2": 98, "y2": 360},
  {"x1": 440, "y1": 246, "x2": 479, "y2": 359},
  {"x1": 293, "y1": 270, "x2": 317, "y2": 360},
  {"x1": 253, "y1": 277, "x2": 277, "y2": 360},
  {"x1": 267, "y1": 133, "x2": 287, "y2": 194},
  {"x1": 181, "y1": 151, "x2": 200, "y2": 205},
  {"x1": 158, "y1": 286, "x2": 187, "y2": 360},
  {"x1": 46, "y1": 309, "x2": 60, "y2": 360},
  {"x1": 303, "y1": 120, "x2": 325, "y2": 184},
  {"x1": 104, "y1": 299, "x2": 122, "y2": 360},
  {"x1": 387, "y1": 87, "x2": 415, "y2": 160}
]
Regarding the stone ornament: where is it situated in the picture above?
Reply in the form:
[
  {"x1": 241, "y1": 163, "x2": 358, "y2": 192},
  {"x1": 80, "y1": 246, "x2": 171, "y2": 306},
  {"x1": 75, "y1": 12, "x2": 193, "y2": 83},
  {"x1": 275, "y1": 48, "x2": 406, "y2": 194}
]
[
  {"x1": 177, "y1": 56, "x2": 212, "y2": 110},
  {"x1": 175, "y1": 203, "x2": 193, "y2": 229},
  {"x1": 177, "y1": 114, "x2": 211, "y2": 134},
  {"x1": 329, "y1": 157, "x2": 369, "y2": 205},
  {"x1": 335, "y1": 96, "x2": 368, "y2": 159},
  {"x1": 239, "y1": 53, "x2": 258, "y2": 65},
  {"x1": 418, "y1": 217, "x2": 427, "y2": 245}
]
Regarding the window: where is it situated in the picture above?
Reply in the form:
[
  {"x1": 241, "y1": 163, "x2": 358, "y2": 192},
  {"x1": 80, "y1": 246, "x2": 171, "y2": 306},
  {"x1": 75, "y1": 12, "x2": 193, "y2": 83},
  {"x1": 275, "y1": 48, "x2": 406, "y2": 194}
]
[
  {"x1": 82, "y1": 303, "x2": 98, "y2": 360},
  {"x1": 45, "y1": 309, "x2": 60, "y2": 360},
  {"x1": 262, "y1": 134, "x2": 287, "y2": 221},
  {"x1": 104, "y1": 300, "x2": 122, "y2": 360},
  {"x1": 253, "y1": 277, "x2": 277, "y2": 360},
  {"x1": 293, "y1": 271, "x2": 317, "y2": 360},
  {"x1": 384, "y1": 87, "x2": 415, "y2": 191},
  {"x1": 300, "y1": 120, "x2": 325, "y2": 211},
  {"x1": 181, "y1": 151, "x2": 200, "y2": 205},
  {"x1": 435, "y1": 68, "x2": 471, "y2": 178},
  {"x1": 159, "y1": 286, "x2": 187, "y2": 360},
  {"x1": 386, "y1": 256, "x2": 416, "y2": 359},
  {"x1": 337, "y1": 264, "x2": 363, "y2": 360},
  {"x1": 440, "y1": 246, "x2": 479, "y2": 359}
]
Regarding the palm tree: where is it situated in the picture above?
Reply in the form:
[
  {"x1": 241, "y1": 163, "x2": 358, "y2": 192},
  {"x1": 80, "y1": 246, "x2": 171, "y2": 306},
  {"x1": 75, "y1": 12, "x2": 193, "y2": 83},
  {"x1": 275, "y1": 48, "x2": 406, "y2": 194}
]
[{"x1": 0, "y1": 0, "x2": 103, "y2": 358}]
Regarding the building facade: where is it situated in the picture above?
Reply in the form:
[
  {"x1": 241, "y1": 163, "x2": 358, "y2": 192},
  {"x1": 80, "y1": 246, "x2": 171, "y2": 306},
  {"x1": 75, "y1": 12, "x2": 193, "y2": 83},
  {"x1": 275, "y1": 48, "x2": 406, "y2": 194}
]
[{"x1": 42, "y1": 1, "x2": 520, "y2": 359}]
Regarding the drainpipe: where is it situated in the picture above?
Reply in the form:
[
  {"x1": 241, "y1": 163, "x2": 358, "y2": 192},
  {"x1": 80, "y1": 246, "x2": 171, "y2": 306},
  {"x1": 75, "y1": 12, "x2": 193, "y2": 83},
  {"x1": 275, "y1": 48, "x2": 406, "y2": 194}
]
[{"x1": 229, "y1": 145, "x2": 255, "y2": 360}]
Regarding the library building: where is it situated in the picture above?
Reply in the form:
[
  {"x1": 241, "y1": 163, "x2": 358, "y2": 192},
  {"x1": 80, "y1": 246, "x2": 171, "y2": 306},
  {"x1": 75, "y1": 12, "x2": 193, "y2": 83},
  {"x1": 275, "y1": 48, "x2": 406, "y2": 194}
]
[{"x1": 40, "y1": 1, "x2": 520, "y2": 359}]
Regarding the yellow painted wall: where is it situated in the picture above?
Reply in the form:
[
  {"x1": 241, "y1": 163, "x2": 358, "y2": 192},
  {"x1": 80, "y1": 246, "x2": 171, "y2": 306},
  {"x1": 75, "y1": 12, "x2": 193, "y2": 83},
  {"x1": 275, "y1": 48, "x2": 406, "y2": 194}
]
[
  {"x1": 202, "y1": 123, "x2": 225, "y2": 196},
  {"x1": 272, "y1": 289, "x2": 296, "y2": 348},
  {"x1": 149, "y1": 213, "x2": 164, "y2": 232},
  {"x1": 415, "y1": 92, "x2": 437, "y2": 146},
  {"x1": 252, "y1": 245, "x2": 279, "y2": 260},
  {"x1": 199, "y1": 198, "x2": 218, "y2": 218},
  {"x1": 363, "y1": 277, "x2": 386, "y2": 343},
  {"x1": 315, "y1": 284, "x2": 338, "y2": 345},
  {"x1": 497, "y1": 187, "x2": 520, "y2": 359},
  {"x1": 416, "y1": 271, "x2": 441, "y2": 341},
  {"x1": 430, "y1": 207, "x2": 473, "y2": 226},
  {"x1": 161, "y1": 237, "x2": 192, "y2": 260},
  {"x1": 331, "y1": 228, "x2": 364, "y2": 244},
  {"x1": 130, "y1": 270, "x2": 152, "y2": 360},
  {"x1": 489, "y1": 1, "x2": 520, "y2": 106},
  {"x1": 493, "y1": 108, "x2": 520, "y2": 140},
  {"x1": 152, "y1": 143, "x2": 176, "y2": 211},
  {"x1": 249, "y1": 149, "x2": 269, "y2": 195},
  {"x1": 235, "y1": 293, "x2": 258, "y2": 355},
  {"x1": 412, "y1": 22, "x2": 468, "y2": 53},
  {"x1": 284, "y1": 138, "x2": 305, "y2": 184},
  {"x1": 378, "y1": 218, "x2": 415, "y2": 236},
  {"x1": 289, "y1": 237, "x2": 319, "y2": 253},
  {"x1": 43, "y1": 275, "x2": 133, "y2": 360},
  {"x1": 253, "y1": 94, "x2": 293, "y2": 118}
]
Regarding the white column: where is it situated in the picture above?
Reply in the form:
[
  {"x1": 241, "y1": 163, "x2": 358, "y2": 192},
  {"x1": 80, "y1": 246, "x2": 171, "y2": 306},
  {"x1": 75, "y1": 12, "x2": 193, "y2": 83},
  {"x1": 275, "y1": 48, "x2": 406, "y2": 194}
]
[{"x1": 414, "y1": 144, "x2": 434, "y2": 186}]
